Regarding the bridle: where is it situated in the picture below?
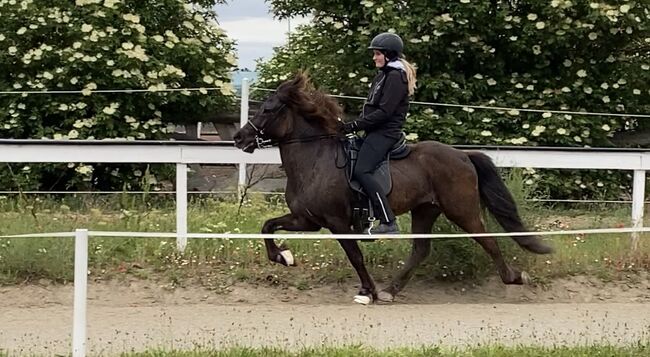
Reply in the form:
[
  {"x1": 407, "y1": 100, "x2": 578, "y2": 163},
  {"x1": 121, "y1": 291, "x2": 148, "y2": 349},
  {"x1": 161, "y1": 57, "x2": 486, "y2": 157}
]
[
  {"x1": 245, "y1": 103, "x2": 341, "y2": 149},
  {"x1": 246, "y1": 103, "x2": 286, "y2": 149}
]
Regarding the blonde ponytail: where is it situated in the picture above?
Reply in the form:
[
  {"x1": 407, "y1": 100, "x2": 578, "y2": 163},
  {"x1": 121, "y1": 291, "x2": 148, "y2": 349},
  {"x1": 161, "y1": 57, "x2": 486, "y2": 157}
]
[{"x1": 399, "y1": 58, "x2": 417, "y2": 96}]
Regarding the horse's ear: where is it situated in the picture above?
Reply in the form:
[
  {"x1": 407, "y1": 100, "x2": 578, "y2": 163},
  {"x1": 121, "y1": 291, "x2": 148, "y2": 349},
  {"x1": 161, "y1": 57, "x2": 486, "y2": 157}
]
[{"x1": 290, "y1": 72, "x2": 309, "y2": 90}]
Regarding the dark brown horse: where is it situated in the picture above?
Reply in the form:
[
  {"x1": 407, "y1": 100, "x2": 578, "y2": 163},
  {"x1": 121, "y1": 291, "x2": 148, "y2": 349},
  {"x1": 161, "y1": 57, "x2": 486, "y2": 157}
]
[{"x1": 233, "y1": 73, "x2": 552, "y2": 304}]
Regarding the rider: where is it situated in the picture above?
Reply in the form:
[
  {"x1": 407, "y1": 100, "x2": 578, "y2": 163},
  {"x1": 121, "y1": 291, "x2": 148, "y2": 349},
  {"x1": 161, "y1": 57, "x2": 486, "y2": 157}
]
[{"x1": 342, "y1": 32, "x2": 417, "y2": 234}]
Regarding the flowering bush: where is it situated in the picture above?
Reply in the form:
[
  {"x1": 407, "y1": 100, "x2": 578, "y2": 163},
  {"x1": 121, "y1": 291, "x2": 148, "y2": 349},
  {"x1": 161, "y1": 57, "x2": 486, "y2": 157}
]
[
  {"x1": 0, "y1": 0, "x2": 236, "y2": 190},
  {"x1": 260, "y1": 0, "x2": 650, "y2": 199}
]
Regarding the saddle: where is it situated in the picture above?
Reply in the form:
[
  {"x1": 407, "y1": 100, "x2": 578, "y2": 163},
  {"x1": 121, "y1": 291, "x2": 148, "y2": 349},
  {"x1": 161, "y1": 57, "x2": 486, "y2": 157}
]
[{"x1": 343, "y1": 132, "x2": 411, "y2": 234}]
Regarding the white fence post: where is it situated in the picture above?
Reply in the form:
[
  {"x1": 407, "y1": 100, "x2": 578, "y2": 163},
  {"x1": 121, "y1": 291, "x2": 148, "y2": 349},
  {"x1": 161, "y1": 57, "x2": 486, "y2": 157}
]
[
  {"x1": 631, "y1": 170, "x2": 646, "y2": 250},
  {"x1": 176, "y1": 163, "x2": 188, "y2": 252},
  {"x1": 238, "y1": 78, "x2": 250, "y2": 200},
  {"x1": 73, "y1": 229, "x2": 88, "y2": 357}
]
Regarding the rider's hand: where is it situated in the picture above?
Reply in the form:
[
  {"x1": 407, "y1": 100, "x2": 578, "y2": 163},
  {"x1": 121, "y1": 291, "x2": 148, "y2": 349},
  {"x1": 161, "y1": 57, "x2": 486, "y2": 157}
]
[{"x1": 342, "y1": 121, "x2": 358, "y2": 134}]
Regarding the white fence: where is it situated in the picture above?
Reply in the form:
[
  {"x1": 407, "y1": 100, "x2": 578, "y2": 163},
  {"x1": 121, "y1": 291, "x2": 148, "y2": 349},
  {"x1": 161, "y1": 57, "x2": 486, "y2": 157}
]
[{"x1": 0, "y1": 138, "x2": 648, "y2": 250}]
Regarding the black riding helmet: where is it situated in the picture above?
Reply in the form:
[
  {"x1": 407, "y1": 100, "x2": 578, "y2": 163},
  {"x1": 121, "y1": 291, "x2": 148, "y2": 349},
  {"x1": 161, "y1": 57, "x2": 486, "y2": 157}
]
[{"x1": 368, "y1": 32, "x2": 403, "y2": 61}]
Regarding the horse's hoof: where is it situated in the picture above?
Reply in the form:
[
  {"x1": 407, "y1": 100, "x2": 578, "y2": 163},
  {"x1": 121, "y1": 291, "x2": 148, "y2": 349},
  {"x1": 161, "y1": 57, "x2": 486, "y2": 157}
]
[
  {"x1": 521, "y1": 271, "x2": 531, "y2": 284},
  {"x1": 377, "y1": 290, "x2": 394, "y2": 303},
  {"x1": 279, "y1": 250, "x2": 295, "y2": 266},
  {"x1": 353, "y1": 295, "x2": 372, "y2": 305}
]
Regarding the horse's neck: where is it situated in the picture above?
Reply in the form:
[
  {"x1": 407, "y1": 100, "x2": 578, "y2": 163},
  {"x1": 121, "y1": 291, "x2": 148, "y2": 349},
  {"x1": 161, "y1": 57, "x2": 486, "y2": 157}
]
[{"x1": 279, "y1": 139, "x2": 339, "y2": 180}]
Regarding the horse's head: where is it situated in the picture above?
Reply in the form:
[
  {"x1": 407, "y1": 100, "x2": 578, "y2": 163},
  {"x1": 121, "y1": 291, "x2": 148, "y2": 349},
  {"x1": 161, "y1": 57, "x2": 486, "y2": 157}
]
[{"x1": 234, "y1": 73, "x2": 341, "y2": 153}]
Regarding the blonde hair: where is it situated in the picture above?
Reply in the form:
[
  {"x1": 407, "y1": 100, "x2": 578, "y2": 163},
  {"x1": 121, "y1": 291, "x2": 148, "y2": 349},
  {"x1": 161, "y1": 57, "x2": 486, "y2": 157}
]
[{"x1": 399, "y1": 58, "x2": 417, "y2": 96}]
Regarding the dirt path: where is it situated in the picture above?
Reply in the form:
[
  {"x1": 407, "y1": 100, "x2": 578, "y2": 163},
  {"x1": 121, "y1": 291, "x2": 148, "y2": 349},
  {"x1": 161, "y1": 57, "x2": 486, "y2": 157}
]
[{"x1": 1, "y1": 278, "x2": 650, "y2": 355}]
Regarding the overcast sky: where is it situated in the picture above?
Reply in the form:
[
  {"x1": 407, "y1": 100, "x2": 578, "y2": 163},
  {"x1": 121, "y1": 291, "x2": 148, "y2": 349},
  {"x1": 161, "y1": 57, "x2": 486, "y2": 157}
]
[{"x1": 214, "y1": 0, "x2": 310, "y2": 70}]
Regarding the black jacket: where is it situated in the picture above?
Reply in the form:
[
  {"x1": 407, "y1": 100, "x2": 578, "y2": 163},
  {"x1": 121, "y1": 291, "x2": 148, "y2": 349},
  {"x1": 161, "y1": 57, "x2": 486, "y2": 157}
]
[{"x1": 355, "y1": 66, "x2": 409, "y2": 138}]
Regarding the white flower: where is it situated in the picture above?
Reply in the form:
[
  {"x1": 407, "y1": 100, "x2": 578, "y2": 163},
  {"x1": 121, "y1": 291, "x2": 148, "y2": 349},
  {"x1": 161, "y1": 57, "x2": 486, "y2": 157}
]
[
  {"x1": 601, "y1": 82, "x2": 609, "y2": 89},
  {"x1": 68, "y1": 130, "x2": 80, "y2": 139},
  {"x1": 17, "y1": 27, "x2": 27, "y2": 35},
  {"x1": 75, "y1": 165, "x2": 93, "y2": 175},
  {"x1": 588, "y1": 32, "x2": 598, "y2": 40},
  {"x1": 152, "y1": 35, "x2": 164, "y2": 42},
  {"x1": 577, "y1": 69, "x2": 587, "y2": 77},
  {"x1": 535, "y1": 21, "x2": 545, "y2": 29},
  {"x1": 81, "y1": 24, "x2": 93, "y2": 32},
  {"x1": 405, "y1": 133, "x2": 419, "y2": 141},
  {"x1": 487, "y1": 78, "x2": 497, "y2": 86},
  {"x1": 633, "y1": 89, "x2": 641, "y2": 95},
  {"x1": 58, "y1": 104, "x2": 69, "y2": 111},
  {"x1": 620, "y1": 4, "x2": 630, "y2": 13},
  {"x1": 0, "y1": 34, "x2": 5, "y2": 41},
  {"x1": 121, "y1": 42, "x2": 134, "y2": 50},
  {"x1": 123, "y1": 13, "x2": 140, "y2": 23},
  {"x1": 574, "y1": 136, "x2": 582, "y2": 142},
  {"x1": 460, "y1": 0, "x2": 470, "y2": 3},
  {"x1": 522, "y1": 124, "x2": 530, "y2": 129},
  {"x1": 542, "y1": 112, "x2": 552, "y2": 118},
  {"x1": 531, "y1": 125, "x2": 546, "y2": 137},
  {"x1": 583, "y1": 87, "x2": 593, "y2": 94},
  {"x1": 602, "y1": 124, "x2": 611, "y2": 131},
  {"x1": 348, "y1": 72, "x2": 357, "y2": 78},
  {"x1": 602, "y1": 96, "x2": 610, "y2": 103},
  {"x1": 480, "y1": 130, "x2": 492, "y2": 137},
  {"x1": 376, "y1": 7, "x2": 384, "y2": 14},
  {"x1": 8, "y1": 46, "x2": 18, "y2": 55},
  {"x1": 203, "y1": 75, "x2": 214, "y2": 84},
  {"x1": 360, "y1": 77, "x2": 368, "y2": 83},
  {"x1": 557, "y1": 128, "x2": 567, "y2": 135},
  {"x1": 563, "y1": 59, "x2": 572, "y2": 67},
  {"x1": 527, "y1": 13, "x2": 538, "y2": 21}
]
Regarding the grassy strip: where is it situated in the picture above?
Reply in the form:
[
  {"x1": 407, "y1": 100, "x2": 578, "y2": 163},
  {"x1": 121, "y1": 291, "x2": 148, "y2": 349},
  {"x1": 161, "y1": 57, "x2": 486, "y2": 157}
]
[
  {"x1": 111, "y1": 344, "x2": 650, "y2": 357},
  {"x1": 1, "y1": 345, "x2": 648, "y2": 357},
  {"x1": 0, "y1": 191, "x2": 647, "y2": 287}
]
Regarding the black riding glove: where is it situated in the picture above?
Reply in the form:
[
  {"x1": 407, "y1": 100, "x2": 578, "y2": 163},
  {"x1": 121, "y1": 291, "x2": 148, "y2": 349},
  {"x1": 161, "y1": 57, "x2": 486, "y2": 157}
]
[{"x1": 342, "y1": 121, "x2": 359, "y2": 134}]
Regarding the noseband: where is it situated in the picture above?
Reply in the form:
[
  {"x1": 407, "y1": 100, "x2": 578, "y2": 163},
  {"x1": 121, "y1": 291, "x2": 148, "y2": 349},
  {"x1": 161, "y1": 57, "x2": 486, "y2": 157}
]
[{"x1": 247, "y1": 103, "x2": 286, "y2": 149}]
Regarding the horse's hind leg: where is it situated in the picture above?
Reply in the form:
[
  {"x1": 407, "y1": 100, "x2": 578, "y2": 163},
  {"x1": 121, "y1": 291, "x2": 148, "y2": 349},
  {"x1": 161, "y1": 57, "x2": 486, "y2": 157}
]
[
  {"x1": 449, "y1": 213, "x2": 527, "y2": 284},
  {"x1": 262, "y1": 214, "x2": 320, "y2": 266},
  {"x1": 378, "y1": 204, "x2": 440, "y2": 302}
]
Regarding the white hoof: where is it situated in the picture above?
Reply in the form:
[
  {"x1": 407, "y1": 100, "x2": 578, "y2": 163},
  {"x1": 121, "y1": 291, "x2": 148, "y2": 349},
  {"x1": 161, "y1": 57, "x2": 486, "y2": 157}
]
[
  {"x1": 353, "y1": 295, "x2": 371, "y2": 305},
  {"x1": 280, "y1": 250, "x2": 295, "y2": 266},
  {"x1": 521, "y1": 271, "x2": 531, "y2": 284},
  {"x1": 377, "y1": 290, "x2": 394, "y2": 302}
]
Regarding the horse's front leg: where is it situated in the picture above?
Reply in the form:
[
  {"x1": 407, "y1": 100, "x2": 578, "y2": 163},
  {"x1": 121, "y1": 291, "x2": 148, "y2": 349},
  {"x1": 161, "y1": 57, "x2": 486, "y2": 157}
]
[{"x1": 262, "y1": 213, "x2": 320, "y2": 266}]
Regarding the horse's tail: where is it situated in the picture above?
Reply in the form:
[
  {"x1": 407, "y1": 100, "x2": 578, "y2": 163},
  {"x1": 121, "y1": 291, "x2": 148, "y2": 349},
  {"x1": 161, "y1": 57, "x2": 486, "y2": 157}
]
[{"x1": 467, "y1": 152, "x2": 553, "y2": 254}]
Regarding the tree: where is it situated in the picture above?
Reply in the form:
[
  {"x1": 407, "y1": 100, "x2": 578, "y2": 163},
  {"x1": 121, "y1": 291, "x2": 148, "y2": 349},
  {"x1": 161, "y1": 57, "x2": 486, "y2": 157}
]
[
  {"x1": 258, "y1": 0, "x2": 650, "y2": 199},
  {"x1": 0, "y1": 0, "x2": 237, "y2": 190}
]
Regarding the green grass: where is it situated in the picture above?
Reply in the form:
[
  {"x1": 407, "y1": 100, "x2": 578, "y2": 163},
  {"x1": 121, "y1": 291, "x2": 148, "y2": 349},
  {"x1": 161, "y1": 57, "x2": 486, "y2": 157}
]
[
  {"x1": 115, "y1": 344, "x2": 650, "y2": 357},
  {"x1": 0, "y1": 189, "x2": 648, "y2": 287},
  {"x1": 1, "y1": 345, "x2": 649, "y2": 357}
]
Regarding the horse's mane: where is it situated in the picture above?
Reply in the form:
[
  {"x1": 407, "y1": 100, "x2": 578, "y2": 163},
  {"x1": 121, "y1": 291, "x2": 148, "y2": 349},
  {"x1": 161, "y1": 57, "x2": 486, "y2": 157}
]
[{"x1": 275, "y1": 72, "x2": 343, "y2": 133}]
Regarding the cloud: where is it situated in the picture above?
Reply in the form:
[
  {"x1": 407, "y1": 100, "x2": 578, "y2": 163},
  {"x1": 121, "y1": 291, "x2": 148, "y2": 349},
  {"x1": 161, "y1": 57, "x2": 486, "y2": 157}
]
[{"x1": 219, "y1": 16, "x2": 311, "y2": 45}]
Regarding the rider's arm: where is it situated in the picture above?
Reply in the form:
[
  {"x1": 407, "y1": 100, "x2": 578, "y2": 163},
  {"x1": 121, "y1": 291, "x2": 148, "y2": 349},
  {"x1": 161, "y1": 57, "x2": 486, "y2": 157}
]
[{"x1": 354, "y1": 70, "x2": 407, "y2": 131}]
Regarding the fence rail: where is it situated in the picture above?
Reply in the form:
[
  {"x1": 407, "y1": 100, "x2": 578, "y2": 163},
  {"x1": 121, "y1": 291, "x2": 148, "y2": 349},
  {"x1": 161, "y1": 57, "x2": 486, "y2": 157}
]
[{"x1": 0, "y1": 139, "x2": 648, "y2": 251}]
